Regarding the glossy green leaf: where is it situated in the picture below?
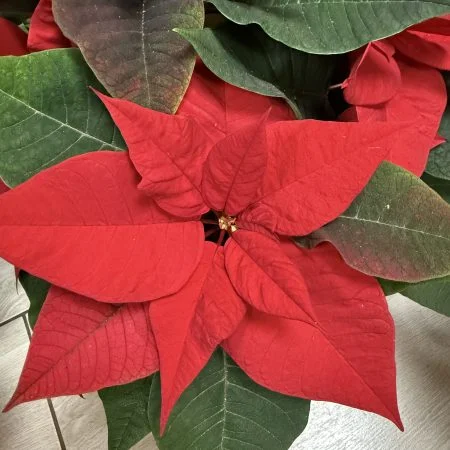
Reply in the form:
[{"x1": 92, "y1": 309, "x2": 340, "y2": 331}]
[
  {"x1": 306, "y1": 162, "x2": 450, "y2": 282},
  {"x1": 379, "y1": 277, "x2": 450, "y2": 317},
  {"x1": 426, "y1": 73, "x2": 450, "y2": 180},
  {"x1": 149, "y1": 349, "x2": 310, "y2": 450},
  {"x1": 0, "y1": 49, "x2": 125, "y2": 187},
  {"x1": 208, "y1": 0, "x2": 450, "y2": 54},
  {"x1": 177, "y1": 22, "x2": 338, "y2": 119},
  {"x1": 53, "y1": 0, "x2": 204, "y2": 113},
  {"x1": 18, "y1": 272, "x2": 50, "y2": 329},
  {"x1": 421, "y1": 173, "x2": 450, "y2": 203},
  {"x1": 99, "y1": 377, "x2": 153, "y2": 450}
]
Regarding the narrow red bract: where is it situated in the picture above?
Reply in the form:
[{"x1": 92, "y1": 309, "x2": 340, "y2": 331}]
[
  {"x1": 1, "y1": 65, "x2": 407, "y2": 432},
  {"x1": 202, "y1": 113, "x2": 269, "y2": 215},
  {"x1": 149, "y1": 243, "x2": 246, "y2": 432}
]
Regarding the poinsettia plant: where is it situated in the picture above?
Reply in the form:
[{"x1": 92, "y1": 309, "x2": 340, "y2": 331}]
[{"x1": 0, "y1": 1, "x2": 449, "y2": 449}]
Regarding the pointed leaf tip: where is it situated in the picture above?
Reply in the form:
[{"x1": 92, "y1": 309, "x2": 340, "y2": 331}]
[
  {"x1": 5, "y1": 286, "x2": 159, "y2": 411},
  {"x1": 97, "y1": 92, "x2": 211, "y2": 219}
]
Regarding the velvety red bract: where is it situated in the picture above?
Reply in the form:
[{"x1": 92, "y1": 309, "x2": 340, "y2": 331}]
[
  {"x1": 202, "y1": 114, "x2": 269, "y2": 215},
  {"x1": 224, "y1": 242, "x2": 402, "y2": 430},
  {"x1": 97, "y1": 91, "x2": 211, "y2": 218},
  {"x1": 342, "y1": 16, "x2": 449, "y2": 176},
  {"x1": 1, "y1": 66, "x2": 406, "y2": 430},
  {"x1": 240, "y1": 120, "x2": 408, "y2": 235},
  {"x1": 343, "y1": 41, "x2": 401, "y2": 106},
  {"x1": 388, "y1": 15, "x2": 450, "y2": 70},
  {"x1": 0, "y1": 152, "x2": 204, "y2": 302},
  {"x1": 225, "y1": 230, "x2": 313, "y2": 322},
  {"x1": 28, "y1": 0, "x2": 72, "y2": 52},
  {"x1": 343, "y1": 61, "x2": 446, "y2": 175},
  {"x1": 149, "y1": 243, "x2": 246, "y2": 432},
  {"x1": 0, "y1": 18, "x2": 27, "y2": 56},
  {"x1": 178, "y1": 63, "x2": 294, "y2": 143},
  {"x1": 4, "y1": 286, "x2": 159, "y2": 411}
]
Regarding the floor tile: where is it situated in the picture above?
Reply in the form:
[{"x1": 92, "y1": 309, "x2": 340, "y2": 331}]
[
  {"x1": 53, "y1": 392, "x2": 157, "y2": 450},
  {"x1": 0, "y1": 318, "x2": 60, "y2": 450},
  {"x1": 0, "y1": 258, "x2": 29, "y2": 324}
]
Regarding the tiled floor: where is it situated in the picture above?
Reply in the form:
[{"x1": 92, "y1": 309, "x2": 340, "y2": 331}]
[
  {"x1": 0, "y1": 259, "x2": 156, "y2": 450},
  {"x1": 1, "y1": 257, "x2": 449, "y2": 449}
]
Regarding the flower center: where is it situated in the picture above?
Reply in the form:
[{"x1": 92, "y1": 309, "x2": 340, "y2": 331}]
[{"x1": 218, "y1": 215, "x2": 237, "y2": 233}]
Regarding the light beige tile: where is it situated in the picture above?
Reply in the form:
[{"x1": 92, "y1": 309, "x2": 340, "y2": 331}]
[
  {"x1": 52, "y1": 393, "x2": 108, "y2": 450},
  {"x1": 53, "y1": 392, "x2": 157, "y2": 450},
  {"x1": 0, "y1": 318, "x2": 60, "y2": 450},
  {"x1": 0, "y1": 258, "x2": 29, "y2": 324}
]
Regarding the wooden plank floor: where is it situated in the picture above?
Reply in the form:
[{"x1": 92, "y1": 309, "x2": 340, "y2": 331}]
[{"x1": 1, "y1": 257, "x2": 449, "y2": 449}]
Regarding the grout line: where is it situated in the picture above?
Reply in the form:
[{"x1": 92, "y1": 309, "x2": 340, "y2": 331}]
[
  {"x1": 21, "y1": 313, "x2": 32, "y2": 339},
  {"x1": 47, "y1": 399, "x2": 67, "y2": 450},
  {"x1": 21, "y1": 315, "x2": 67, "y2": 450},
  {"x1": 0, "y1": 310, "x2": 28, "y2": 328}
]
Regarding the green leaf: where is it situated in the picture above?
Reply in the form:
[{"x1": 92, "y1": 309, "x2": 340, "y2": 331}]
[
  {"x1": 177, "y1": 22, "x2": 338, "y2": 119},
  {"x1": 426, "y1": 73, "x2": 450, "y2": 180},
  {"x1": 421, "y1": 173, "x2": 450, "y2": 203},
  {"x1": 379, "y1": 277, "x2": 450, "y2": 317},
  {"x1": 0, "y1": 0, "x2": 38, "y2": 20},
  {"x1": 149, "y1": 349, "x2": 310, "y2": 450},
  {"x1": 99, "y1": 377, "x2": 153, "y2": 450},
  {"x1": 306, "y1": 162, "x2": 450, "y2": 282},
  {"x1": 208, "y1": 0, "x2": 450, "y2": 54},
  {"x1": 53, "y1": 0, "x2": 204, "y2": 113},
  {"x1": 18, "y1": 272, "x2": 50, "y2": 329},
  {"x1": 0, "y1": 49, "x2": 125, "y2": 187}
]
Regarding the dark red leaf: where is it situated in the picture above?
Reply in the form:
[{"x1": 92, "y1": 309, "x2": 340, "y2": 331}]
[
  {"x1": 28, "y1": 0, "x2": 71, "y2": 52},
  {"x1": 240, "y1": 120, "x2": 408, "y2": 235},
  {"x1": 202, "y1": 114, "x2": 269, "y2": 216},
  {"x1": 224, "y1": 242, "x2": 402, "y2": 430},
  {"x1": 0, "y1": 18, "x2": 28, "y2": 56},
  {"x1": 4, "y1": 286, "x2": 158, "y2": 411},
  {"x1": 0, "y1": 179, "x2": 9, "y2": 194},
  {"x1": 149, "y1": 242, "x2": 246, "y2": 432},
  {"x1": 0, "y1": 152, "x2": 204, "y2": 302}
]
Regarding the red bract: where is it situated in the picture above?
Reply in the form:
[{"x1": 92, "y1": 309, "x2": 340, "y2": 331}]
[
  {"x1": 342, "y1": 16, "x2": 450, "y2": 175},
  {"x1": 28, "y1": 0, "x2": 72, "y2": 52},
  {"x1": 0, "y1": 67, "x2": 408, "y2": 432},
  {"x1": 4, "y1": 286, "x2": 159, "y2": 411}
]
